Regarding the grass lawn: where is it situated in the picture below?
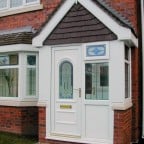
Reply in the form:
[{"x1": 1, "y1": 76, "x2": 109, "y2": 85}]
[{"x1": 0, "y1": 132, "x2": 38, "y2": 144}]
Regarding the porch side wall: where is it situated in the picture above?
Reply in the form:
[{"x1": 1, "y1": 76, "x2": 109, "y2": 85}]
[
  {"x1": 113, "y1": 46, "x2": 139, "y2": 144},
  {"x1": 114, "y1": 109, "x2": 132, "y2": 144}
]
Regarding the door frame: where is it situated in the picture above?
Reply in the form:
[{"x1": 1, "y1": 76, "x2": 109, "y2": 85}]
[{"x1": 45, "y1": 44, "x2": 114, "y2": 144}]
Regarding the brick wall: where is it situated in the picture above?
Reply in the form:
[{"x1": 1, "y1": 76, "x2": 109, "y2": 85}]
[
  {"x1": 105, "y1": 0, "x2": 138, "y2": 33},
  {"x1": 0, "y1": 0, "x2": 62, "y2": 31},
  {"x1": 38, "y1": 107, "x2": 46, "y2": 142},
  {"x1": 0, "y1": 0, "x2": 138, "y2": 33},
  {"x1": 0, "y1": 106, "x2": 38, "y2": 136},
  {"x1": 114, "y1": 108, "x2": 132, "y2": 144},
  {"x1": 131, "y1": 48, "x2": 140, "y2": 142}
]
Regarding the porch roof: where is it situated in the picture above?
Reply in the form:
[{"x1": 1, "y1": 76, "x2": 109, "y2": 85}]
[
  {"x1": 33, "y1": 0, "x2": 138, "y2": 47},
  {"x1": 0, "y1": 26, "x2": 34, "y2": 46},
  {"x1": 34, "y1": 0, "x2": 136, "y2": 39}
]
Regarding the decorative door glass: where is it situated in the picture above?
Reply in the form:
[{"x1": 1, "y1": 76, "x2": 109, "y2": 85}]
[
  {"x1": 85, "y1": 63, "x2": 109, "y2": 100},
  {"x1": 59, "y1": 61, "x2": 73, "y2": 99}
]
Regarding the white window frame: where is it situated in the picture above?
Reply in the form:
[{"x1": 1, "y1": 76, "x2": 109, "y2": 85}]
[
  {"x1": 0, "y1": 52, "x2": 38, "y2": 99},
  {"x1": 0, "y1": 0, "x2": 40, "y2": 9},
  {"x1": 0, "y1": 59, "x2": 19, "y2": 98},
  {"x1": 84, "y1": 42, "x2": 110, "y2": 61},
  {"x1": 124, "y1": 45, "x2": 131, "y2": 99},
  {"x1": 0, "y1": 0, "x2": 42, "y2": 17},
  {"x1": 85, "y1": 62, "x2": 109, "y2": 101},
  {"x1": 0, "y1": 44, "x2": 39, "y2": 107},
  {"x1": 25, "y1": 53, "x2": 38, "y2": 98}
]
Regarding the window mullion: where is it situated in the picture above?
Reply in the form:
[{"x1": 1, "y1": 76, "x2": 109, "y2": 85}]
[
  {"x1": 23, "y1": 0, "x2": 26, "y2": 6},
  {"x1": 7, "y1": 0, "x2": 10, "y2": 9}
]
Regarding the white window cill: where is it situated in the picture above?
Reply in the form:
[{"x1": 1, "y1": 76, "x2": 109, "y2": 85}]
[{"x1": 0, "y1": 0, "x2": 43, "y2": 17}]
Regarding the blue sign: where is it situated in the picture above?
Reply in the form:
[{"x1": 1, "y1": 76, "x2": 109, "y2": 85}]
[{"x1": 86, "y1": 45, "x2": 106, "y2": 57}]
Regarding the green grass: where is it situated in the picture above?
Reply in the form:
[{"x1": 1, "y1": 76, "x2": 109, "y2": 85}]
[{"x1": 0, "y1": 132, "x2": 38, "y2": 144}]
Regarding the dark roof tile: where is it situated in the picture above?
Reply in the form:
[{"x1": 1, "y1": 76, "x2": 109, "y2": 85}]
[{"x1": 0, "y1": 26, "x2": 34, "y2": 46}]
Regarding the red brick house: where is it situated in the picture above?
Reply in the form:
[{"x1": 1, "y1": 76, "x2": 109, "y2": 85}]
[{"x1": 0, "y1": 0, "x2": 142, "y2": 144}]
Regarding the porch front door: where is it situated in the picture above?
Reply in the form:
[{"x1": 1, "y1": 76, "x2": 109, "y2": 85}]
[{"x1": 51, "y1": 46, "x2": 82, "y2": 137}]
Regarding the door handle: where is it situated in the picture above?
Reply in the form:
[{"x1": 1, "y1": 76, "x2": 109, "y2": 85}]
[{"x1": 74, "y1": 88, "x2": 81, "y2": 98}]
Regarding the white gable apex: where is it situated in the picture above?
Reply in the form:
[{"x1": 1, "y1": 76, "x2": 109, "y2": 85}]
[{"x1": 33, "y1": 0, "x2": 138, "y2": 47}]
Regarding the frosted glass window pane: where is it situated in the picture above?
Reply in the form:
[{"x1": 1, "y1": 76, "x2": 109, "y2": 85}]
[
  {"x1": 0, "y1": 54, "x2": 18, "y2": 66},
  {"x1": 0, "y1": 68, "x2": 18, "y2": 97},
  {"x1": 10, "y1": 0, "x2": 23, "y2": 8},
  {"x1": 27, "y1": 68, "x2": 36, "y2": 95},
  {"x1": 59, "y1": 61, "x2": 73, "y2": 99},
  {"x1": 85, "y1": 63, "x2": 109, "y2": 100},
  {"x1": 125, "y1": 63, "x2": 130, "y2": 98},
  {"x1": 26, "y1": 0, "x2": 37, "y2": 3},
  {"x1": 27, "y1": 55, "x2": 36, "y2": 65},
  {"x1": 0, "y1": 0, "x2": 7, "y2": 9}
]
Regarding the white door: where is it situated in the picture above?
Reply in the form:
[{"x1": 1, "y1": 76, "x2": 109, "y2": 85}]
[{"x1": 51, "y1": 46, "x2": 82, "y2": 137}]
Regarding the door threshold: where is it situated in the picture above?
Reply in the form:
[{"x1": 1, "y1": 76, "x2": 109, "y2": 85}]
[{"x1": 46, "y1": 134, "x2": 112, "y2": 144}]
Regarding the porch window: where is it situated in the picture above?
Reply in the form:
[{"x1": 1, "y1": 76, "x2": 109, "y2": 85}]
[
  {"x1": 0, "y1": 54, "x2": 18, "y2": 97},
  {"x1": 26, "y1": 55, "x2": 37, "y2": 96},
  {"x1": 125, "y1": 46, "x2": 131, "y2": 98},
  {"x1": 85, "y1": 63, "x2": 109, "y2": 100}
]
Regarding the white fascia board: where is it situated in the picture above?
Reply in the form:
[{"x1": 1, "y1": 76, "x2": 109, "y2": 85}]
[
  {"x1": 0, "y1": 44, "x2": 39, "y2": 53},
  {"x1": 131, "y1": 32, "x2": 138, "y2": 47},
  {"x1": 33, "y1": 0, "x2": 75, "y2": 47},
  {"x1": 118, "y1": 28, "x2": 138, "y2": 47},
  {"x1": 79, "y1": 0, "x2": 138, "y2": 47}
]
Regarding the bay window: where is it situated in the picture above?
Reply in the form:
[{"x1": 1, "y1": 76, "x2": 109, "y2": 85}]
[
  {"x1": 0, "y1": 52, "x2": 38, "y2": 98},
  {"x1": 0, "y1": 54, "x2": 18, "y2": 97}
]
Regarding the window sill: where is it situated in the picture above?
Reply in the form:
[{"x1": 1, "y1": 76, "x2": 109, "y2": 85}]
[
  {"x1": 0, "y1": 99, "x2": 38, "y2": 106},
  {"x1": 0, "y1": 4, "x2": 43, "y2": 17},
  {"x1": 112, "y1": 100, "x2": 132, "y2": 110}
]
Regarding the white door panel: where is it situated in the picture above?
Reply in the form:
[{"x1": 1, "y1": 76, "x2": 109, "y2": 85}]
[{"x1": 51, "y1": 46, "x2": 81, "y2": 136}]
